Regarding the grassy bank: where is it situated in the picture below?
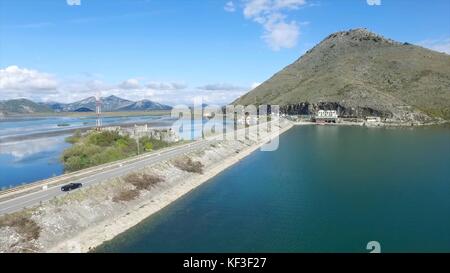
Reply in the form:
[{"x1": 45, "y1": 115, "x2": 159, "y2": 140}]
[{"x1": 61, "y1": 130, "x2": 174, "y2": 172}]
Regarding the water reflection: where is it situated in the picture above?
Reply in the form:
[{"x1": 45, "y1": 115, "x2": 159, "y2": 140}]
[
  {"x1": 0, "y1": 136, "x2": 70, "y2": 188},
  {"x1": 0, "y1": 137, "x2": 65, "y2": 161},
  {"x1": 0, "y1": 115, "x2": 168, "y2": 139}
]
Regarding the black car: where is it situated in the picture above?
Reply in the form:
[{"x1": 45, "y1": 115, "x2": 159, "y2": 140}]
[{"x1": 61, "y1": 183, "x2": 83, "y2": 192}]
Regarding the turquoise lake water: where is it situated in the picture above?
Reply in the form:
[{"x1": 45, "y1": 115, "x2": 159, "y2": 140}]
[
  {"x1": 0, "y1": 116, "x2": 230, "y2": 189},
  {"x1": 96, "y1": 125, "x2": 450, "y2": 253},
  {"x1": 0, "y1": 115, "x2": 170, "y2": 188},
  {"x1": 0, "y1": 115, "x2": 166, "y2": 139},
  {"x1": 0, "y1": 115, "x2": 227, "y2": 188},
  {"x1": 0, "y1": 135, "x2": 70, "y2": 188}
]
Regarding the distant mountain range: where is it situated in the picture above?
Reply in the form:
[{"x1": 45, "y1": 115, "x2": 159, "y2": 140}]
[
  {"x1": 0, "y1": 95, "x2": 172, "y2": 114},
  {"x1": 235, "y1": 28, "x2": 450, "y2": 122},
  {"x1": 0, "y1": 99, "x2": 52, "y2": 114}
]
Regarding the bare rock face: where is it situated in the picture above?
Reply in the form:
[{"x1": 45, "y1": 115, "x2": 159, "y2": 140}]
[
  {"x1": 280, "y1": 102, "x2": 391, "y2": 118},
  {"x1": 235, "y1": 28, "x2": 450, "y2": 123}
]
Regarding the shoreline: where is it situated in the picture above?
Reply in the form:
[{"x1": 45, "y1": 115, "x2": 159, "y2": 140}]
[
  {"x1": 292, "y1": 120, "x2": 449, "y2": 128},
  {"x1": 48, "y1": 122, "x2": 293, "y2": 253},
  {"x1": 0, "y1": 110, "x2": 171, "y2": 120},
  {"x1": 2, "y1": 120, "x2": 448, "y2": 252},
  {"x1": 0, "y1": 119, "x2": 174, "y2": 144},
  {"x1": 1, "y1": 116, "x2": 446, "y2": 144}
]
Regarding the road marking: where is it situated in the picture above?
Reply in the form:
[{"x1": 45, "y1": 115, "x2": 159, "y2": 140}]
[
  {"x1": 0, "y1": 139, "x2": 215, "y2": 215},
  {"x1": 0, "y1": 192, "x2": 56, "y2": 213}
]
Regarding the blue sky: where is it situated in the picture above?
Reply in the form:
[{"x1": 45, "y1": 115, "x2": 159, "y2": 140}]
[{"x1": 0, "y1": 0, "x2": 449, "y2": 105}]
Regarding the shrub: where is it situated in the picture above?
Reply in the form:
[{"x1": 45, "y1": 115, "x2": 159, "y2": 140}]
[
  {"x1": 140, "y1": 136, "x2": 169, "y2": 151},
  {"x1": 65, "y1": 130, "x2": 82, "y2": 144},
  {"x1": 124, "y1": 173, "x2": 164, "y2": 191},
  {"x1": 90, "y1": 147, "x2": 123, "y2": 166},
  {"x1": 0, "y1": 213, "x2": 41, "y2": 241},
  {"x1": 115, "y1": 138, "x2": 131, "y2": 149},
  {"x1": 173, "y1": 156, "x2": 204, "y2": 174},
  {"x1": 144, "y1": 142, "x2": 153, "y2": 151},
  {"x1": 112, "y1": 189, "x2": 140, "y2": 203},
  {"x1": 61, "y1": 144, "x2": 103, "y2": 172},
  {"x1": 88, "y1": 131, "x2": 123, "y2": 147},
  {"x1": 62, "y1": 130, "x2": 172, "y2": 172}
]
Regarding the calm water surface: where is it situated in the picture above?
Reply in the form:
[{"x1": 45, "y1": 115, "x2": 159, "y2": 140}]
[
  {"x1": 0, "y1": 135, "x2": 70, "y2": 188},
  {"x1": 0, "y1": 115, "x2": 169, "y2": 187},
  {"x1": 0, "y1": 115, "x2": 225, "y2": 187},
  {"x1": 0, "y1": 115, "x2": 167, "y2": 139},
  {"x1": 96, "y1": 125, "x2": 450, "y2": 253}
]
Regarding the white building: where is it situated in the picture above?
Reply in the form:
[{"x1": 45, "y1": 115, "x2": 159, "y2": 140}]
[
  {"x1": 103, "y1": 124, "x2": 179, "y2": 142},
  {"x1": 315, "y1": 110, "x2": 338, "y2": 123},
  {"x1": 366, "y1": 116, "x2": 381, "y2": 123}
]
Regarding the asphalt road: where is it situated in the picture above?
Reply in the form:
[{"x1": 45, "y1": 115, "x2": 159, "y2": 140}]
[{"x1": 0, "y1": 139, "x2": 216, "y2": 215}]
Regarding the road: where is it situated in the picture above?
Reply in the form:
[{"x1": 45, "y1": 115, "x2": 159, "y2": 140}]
[{"x1": 0, "y1": 139, "x2": 216, "y2": 215}]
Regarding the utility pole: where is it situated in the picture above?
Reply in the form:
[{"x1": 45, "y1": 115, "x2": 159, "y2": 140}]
[
  {"x1": 134, "y1": 125, "x2": 140, "y2": 155},
  {"x1": 95, "y1": 93, "x2": 102, "y2": 131},
  {"x1": 136, "y1": 136, "x2": 140, "y2": 155}
]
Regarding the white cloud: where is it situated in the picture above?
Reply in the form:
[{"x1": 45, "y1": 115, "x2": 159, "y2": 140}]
[
  {"x1": 67, "y1": 0, "x2": 81, "y2": 6},
  {"x1": 122, "y1": 82, "x2": 254, "y2": 106},
  {"x1": 119, "y1": 78, "x2": 141, "y2": 89},
  {"x1": 0, "y1": 66, "x2": 58, "y2": 92},
  {"x1": 262, "y1": 17, "x2": 299, "y2": 50},
  {"x1": 251, "y1": 82, "x2": 262, "y2": 89},
  {"x1": 366, "y1": 0, "x2": 381, "y2": 6},
  {"x1": 224, "y1": 1, "x2": 236, "y2": 12},
  {"x1": 416, "y1": 38, "x2": 450, "y2": 54},
  {"x1": 198, "y1": 83, "x2": 245, "y2": 91},
  {"x1": 0, "y1": 66, "x2": 251, "y2": 105},
  {"x1": 240, "y1": 0, "x2": 307, "y2": 50},
  {"x1": 146, "y1": 82, "x2": 187, "y2": 90},
  {"x1": 274, "y1": 0, "x2": 307, "y2": 9},
  {"x1": 0, "y1": 66, "x2": 132, "y2": 102},
  {"x1": 243, "y1": 0, "x2": 270, "y2": 18},
  {"x1": 0, "y1": 137, "x2": 62, "y2": 160},
  {"x1": 179, "y1": 89, "x2": 247, "y2": 105}
]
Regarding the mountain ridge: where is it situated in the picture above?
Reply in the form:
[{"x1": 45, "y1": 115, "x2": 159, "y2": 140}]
[
  {"x1": 234, "y1": 28, "x2": 450, "y2": 122},
  {"x1": 0, "y1": 99, "x2": 52, "y2": 114},
  {"x1": 0, "y1": 96, "x2": 172, "y2": 114}
]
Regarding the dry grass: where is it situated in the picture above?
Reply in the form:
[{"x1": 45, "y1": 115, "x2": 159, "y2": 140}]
[
  {"x1": 0, "y1": 212, "x2": 41, "y2": 241},
  {"x1": 173, "y1": 156, "x2": 204, "y2": 174},
  {"x1": 113, "y1": 173, "x2": 164, "y2": 203},
  {"x1": 124, "y1": 173, "x2": 164, "y2": 191},
  {"x1": 112, "y1": 189, "x2": 140, "y2": 203}
]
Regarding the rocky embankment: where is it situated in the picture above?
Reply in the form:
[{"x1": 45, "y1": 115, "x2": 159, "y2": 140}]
[
  {"x1": 280, "y1": 102, "x2": 441, "y2": 125},
  {"x1": 0, "y1": 120, "x2": 292, "y2": 253}
]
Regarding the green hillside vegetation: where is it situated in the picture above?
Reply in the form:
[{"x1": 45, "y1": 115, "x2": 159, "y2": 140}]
[
  {"x1": 0, "y1": 99, "x2": 52, "y2": 114},
  {"x1": 61, "y1": 130, "x2": 171, "y2": 172},
  {"x1": 235, "y1": 29, "x2": 450, "y2": 121}
]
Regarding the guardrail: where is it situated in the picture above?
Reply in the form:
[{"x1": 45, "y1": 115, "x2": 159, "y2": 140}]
[
  {"x1": 0, "y1": 120, "x2": 287, "y2": 202},
  {"x1": 0, "y1": 140, "x2": 201, "y2": 200}
]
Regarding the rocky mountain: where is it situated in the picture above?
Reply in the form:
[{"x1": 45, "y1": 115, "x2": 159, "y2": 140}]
[
  {"x1": 42, "y1": 102, "x2": 67, "y2": 112},
  {"x1": 74, "y1": 107, "x2": 94, "y2": 112},
  {"x1": 0, "y1": 99, "x2": 52, "y2": 114},
  {"x1": 100, "y1": 95, "x2": 135, "y2": 112},
  {"x1": 40, "y1": 95, "x2": 171, "y2": 112},
  {"x1": 56, "y1": 96, "x2": 96, "y2": 112},
  {"x1": 59, "y1": 95, "x2": 133, "y2": 112},
  {"x1": 234, "y1": 28, "x2": 450, "y2": 122},
  {"x1": 118, "y1": 99, "x2": 172, "y2": 111}
]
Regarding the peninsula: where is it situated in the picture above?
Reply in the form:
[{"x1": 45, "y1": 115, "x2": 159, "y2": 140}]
[{"x1": 0, "y1": 120, "x2": 292, "y2": 252}]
